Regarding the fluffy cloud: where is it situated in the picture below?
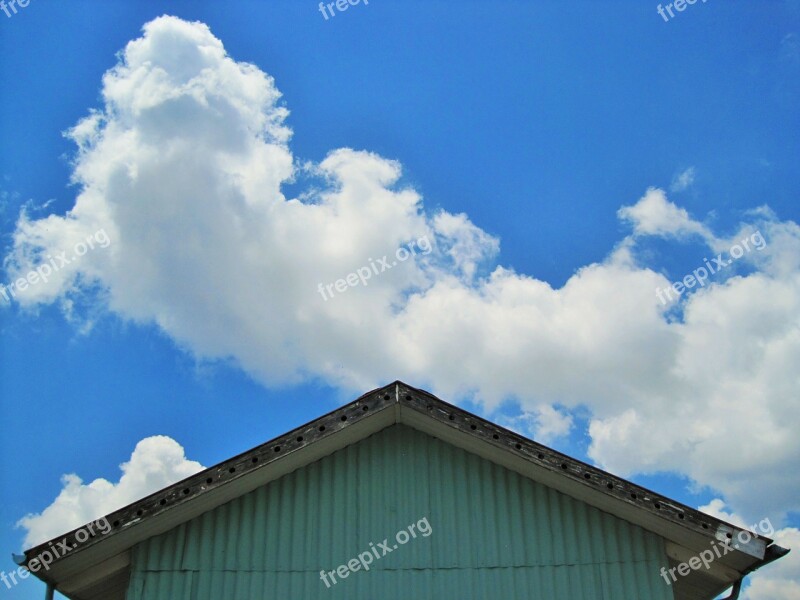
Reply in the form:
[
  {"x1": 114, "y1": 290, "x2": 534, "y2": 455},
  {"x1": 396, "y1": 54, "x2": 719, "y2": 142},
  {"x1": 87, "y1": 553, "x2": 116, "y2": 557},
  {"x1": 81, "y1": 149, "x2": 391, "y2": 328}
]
[
  {"x1": 17, "y1": 436, "x2": 203, "y2": 548},
  {"x1": 5, "y1": 15, "x2": 799, "y2": 558},
  {"x1": 618, "y1": 187, "x2": 711, "y2": 239},
  {"x1": 497, "y1": 404, "x2": 574, "y2": 445}
]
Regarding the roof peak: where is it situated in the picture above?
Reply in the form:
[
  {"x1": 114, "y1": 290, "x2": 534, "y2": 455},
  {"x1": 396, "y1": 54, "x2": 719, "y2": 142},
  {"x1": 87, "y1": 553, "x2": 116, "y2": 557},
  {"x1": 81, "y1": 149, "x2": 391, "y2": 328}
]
[{"x1": 22, "y1": 381, "x2": 787, "y2": 600}]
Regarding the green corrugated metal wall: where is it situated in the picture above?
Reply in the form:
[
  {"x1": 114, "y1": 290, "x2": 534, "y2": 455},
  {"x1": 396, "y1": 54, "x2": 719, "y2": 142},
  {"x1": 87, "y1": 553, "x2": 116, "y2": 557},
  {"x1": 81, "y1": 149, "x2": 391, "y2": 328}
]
[{"x1": 126, "y1": 425, "x2": 674, "y2": 600}]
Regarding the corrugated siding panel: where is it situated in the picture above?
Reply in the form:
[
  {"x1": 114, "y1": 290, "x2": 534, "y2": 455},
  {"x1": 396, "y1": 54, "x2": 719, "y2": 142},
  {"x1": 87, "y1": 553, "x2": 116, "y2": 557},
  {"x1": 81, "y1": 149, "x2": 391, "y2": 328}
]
[{"x1": 126, "y1": 425, "x2": 674, "y2": 600}]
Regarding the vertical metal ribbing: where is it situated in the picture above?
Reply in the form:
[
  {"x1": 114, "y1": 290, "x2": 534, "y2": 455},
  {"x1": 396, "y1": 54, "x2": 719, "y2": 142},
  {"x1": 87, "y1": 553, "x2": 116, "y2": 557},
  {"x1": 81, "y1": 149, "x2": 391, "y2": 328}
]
[{"x1": 128, "y1": 424, "x2": 674, "y2": 600}]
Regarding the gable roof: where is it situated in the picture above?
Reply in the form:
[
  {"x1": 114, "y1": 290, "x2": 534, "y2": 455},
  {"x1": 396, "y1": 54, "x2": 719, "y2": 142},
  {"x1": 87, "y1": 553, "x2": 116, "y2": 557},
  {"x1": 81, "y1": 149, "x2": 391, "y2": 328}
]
[{"x1": 20, "y1": 381, "x2": 788, "y2": 600}]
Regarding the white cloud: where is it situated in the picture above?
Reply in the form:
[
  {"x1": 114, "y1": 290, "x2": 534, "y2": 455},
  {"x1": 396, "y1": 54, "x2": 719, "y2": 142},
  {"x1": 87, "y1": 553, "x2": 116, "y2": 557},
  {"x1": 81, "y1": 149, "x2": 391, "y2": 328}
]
[
  {"x1": 618, "y1": 187, "x2": 710, "y2": 239},
  {"x1": 5, "y1": 16, "x2": 800, "y2": 535},
  {"x1": 699, "y1": 500, "x2": 799, "y2": 600},
  {"x1": 431, "y1": 211, "x2": 499, "y2": 281},
  {"x1": 17, "y1": 436, "x2": 203, "y2": 549},
  {"x1": 498, "y1": 404, "x2": 573, "y2": 444},
  {"x1": 670, "y1": 166, "x2": 696, "y2": 192}
]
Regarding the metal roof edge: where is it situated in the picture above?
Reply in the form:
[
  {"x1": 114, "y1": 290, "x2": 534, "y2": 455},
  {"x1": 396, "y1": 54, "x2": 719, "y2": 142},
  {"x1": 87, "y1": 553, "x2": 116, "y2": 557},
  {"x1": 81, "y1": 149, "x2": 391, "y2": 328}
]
[
  {"x1": 395, "y1": 382, "x2": 772, "y2": 551},
  {"x1": 21, "y1": 380, "x2": 785, "y2": 600}
]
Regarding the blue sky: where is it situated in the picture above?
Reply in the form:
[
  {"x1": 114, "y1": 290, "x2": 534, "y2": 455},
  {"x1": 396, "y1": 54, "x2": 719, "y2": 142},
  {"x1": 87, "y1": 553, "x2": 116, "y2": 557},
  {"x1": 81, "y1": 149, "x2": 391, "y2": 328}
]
[{"x1": 1, "y1": 1, "x2": 799, "y2": 598}]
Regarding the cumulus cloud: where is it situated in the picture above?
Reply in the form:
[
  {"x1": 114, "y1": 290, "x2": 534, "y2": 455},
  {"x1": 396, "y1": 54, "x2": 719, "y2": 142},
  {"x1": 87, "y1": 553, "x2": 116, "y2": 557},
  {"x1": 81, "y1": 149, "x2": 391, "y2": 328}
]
[
  {"x1": 4, "y1": 15, "x2": 800, "y2": 552},
  {"x1": 17, "y1": 436, "x2": 203, "y2": 548},
  {"x1": 699, "y1": 500, "x2": 799, "y2": 600},
  {"x1": 431, "y1": 211, "x2": 499, "y2": 281},
  {"x1": 618, "y1": 187, "x2": 711, "y2": 240}
]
